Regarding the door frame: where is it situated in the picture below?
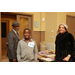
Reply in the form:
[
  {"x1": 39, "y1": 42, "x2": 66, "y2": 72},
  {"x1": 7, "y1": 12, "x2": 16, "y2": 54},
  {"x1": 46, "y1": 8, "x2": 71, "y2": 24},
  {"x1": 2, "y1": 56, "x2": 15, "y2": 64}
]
[
  {"x1": 16, "y1": 15, "x2": 32, "y2": 39},
  {"x1": 1, "y1": 20, "x2": 9, "y2": 50},
  {"x1": 66, "y1": 15, "x2": 75, "y2": 38},
  {"x1": 0, "y1": 12, "x2": 34, "y2": 61}
]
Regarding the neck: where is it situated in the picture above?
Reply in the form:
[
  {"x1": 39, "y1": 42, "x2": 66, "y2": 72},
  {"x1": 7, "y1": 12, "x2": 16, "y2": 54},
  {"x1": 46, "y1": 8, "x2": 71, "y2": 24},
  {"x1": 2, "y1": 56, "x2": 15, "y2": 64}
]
[
  {"x1": 25, "y1": 38, "x2": 30, "y2": 43},
  {"x1": 60, "y1": 33, "x2": 64, "y2": 35},
  {"x1": 13, "y1": 28, "x2": 17, "y2": 32},
  {"x1": 60, "y1": 31, "x2": 67, "y2": 35}
]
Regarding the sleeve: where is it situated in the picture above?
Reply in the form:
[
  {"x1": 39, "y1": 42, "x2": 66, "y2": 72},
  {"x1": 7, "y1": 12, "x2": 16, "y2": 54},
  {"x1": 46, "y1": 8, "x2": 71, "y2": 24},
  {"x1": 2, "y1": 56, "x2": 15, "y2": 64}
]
[
  {"x1": 7, "y1": 34, "x2": 16, "y2": 59},
  {"x1": 55, "y1": 36, "x2": 57, "y2": 61},
  {"x1": 71, "y1": 40, "x2": 75, "y2": 57},
  {"x1": 34, "y1": 41, "x2": 38, "y2": 61},
  {"x1": 67, "y1": 34, "x2": 75, "y2": 57},
  {"x1": 17, "y1": 41, "x2": 21, "y2": 62}
]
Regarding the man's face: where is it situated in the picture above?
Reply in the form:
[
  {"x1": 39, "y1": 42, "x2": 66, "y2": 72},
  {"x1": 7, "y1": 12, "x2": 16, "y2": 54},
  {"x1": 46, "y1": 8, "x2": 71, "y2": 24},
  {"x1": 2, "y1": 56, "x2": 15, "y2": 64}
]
[
  {"x1": 23, "y1": 30, "x2": 31, "y2": 40},
  {"x1": 13, "y1": 26, "x2": 19, "y2": 31}
]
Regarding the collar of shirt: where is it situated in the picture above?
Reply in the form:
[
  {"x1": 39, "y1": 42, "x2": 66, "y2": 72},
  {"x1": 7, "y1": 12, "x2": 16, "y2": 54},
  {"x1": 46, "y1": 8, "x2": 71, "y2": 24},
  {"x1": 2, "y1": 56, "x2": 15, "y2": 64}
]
[
  {"x1": 12, "y1": 29, "x2": 17, "y2": 34},
  {"x1": 22, "y1": 38, "x2": 33, "y2": 42}
]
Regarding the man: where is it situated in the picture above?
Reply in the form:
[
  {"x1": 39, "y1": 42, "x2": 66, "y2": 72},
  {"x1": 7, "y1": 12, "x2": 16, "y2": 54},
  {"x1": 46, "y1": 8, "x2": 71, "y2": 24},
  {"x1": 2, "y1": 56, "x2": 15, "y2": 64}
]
[
  {"x1": 17, "y1": 28, "x2": 38, "y2": 62},
  {"x1": 7, "y1": 21, "x2": 20, "y2": 62}
]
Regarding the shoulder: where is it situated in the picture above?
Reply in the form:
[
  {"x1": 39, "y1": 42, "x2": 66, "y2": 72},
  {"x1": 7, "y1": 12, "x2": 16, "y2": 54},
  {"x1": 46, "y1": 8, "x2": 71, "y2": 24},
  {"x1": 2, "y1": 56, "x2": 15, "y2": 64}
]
[
  {"x1": 56, "y1": 33, "x2": 60, "y2": 39},
  {"x1": 67, "y1": 32, "x2": 74, "y2": 38},
  {"x1": 67, "y1": 32, "x2": 74, "y2": 41},
  {"x1": 8, "y1": 30, "x2": 14, "y2": 36},
  {"x1": 31, "y1": 38, "x2": 37, "y2": 44},
  {"x1": 18, "y1": 39, "x2": 24, "y2": 43},
  {"x1": 31, "y1": 38, "x2": 36, "y2": 42}
]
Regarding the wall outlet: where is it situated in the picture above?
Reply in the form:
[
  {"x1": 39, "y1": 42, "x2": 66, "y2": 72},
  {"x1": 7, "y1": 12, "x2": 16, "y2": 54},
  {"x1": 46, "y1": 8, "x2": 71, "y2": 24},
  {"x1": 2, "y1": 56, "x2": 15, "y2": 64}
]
[
  {"x1": 51, "y1": 30, "x2": 53, "y2": 32},
  {"x1": 51, "y1": 36, "x2": 53, "y2": 38}
]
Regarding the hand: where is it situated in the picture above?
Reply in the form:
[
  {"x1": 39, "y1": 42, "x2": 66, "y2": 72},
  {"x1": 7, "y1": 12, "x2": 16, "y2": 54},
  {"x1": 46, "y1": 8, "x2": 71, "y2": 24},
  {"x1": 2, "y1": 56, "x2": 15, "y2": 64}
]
[
  {"x1": 13, "y1": 59, "x2": 17, "y2": 62},
  {"x1": 6, "y1": 42, "x2": 8, "y2": 47},
  {"x1": 63, "y1": 54, "x2": 71, "y2": 61}
]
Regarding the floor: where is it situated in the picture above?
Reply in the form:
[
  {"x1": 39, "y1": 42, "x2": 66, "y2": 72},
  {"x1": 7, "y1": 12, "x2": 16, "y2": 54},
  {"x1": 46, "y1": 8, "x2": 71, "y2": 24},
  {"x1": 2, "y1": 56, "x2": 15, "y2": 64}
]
[
  {"x1": 1, "y1": 49, "x2": 9, "y2": 62},
  {"x1": 1, "y1": 55, "x2": 9, "y2": 62},
  {"x1": 1, "y1": 49, "x2": 39, "y2": 62}
]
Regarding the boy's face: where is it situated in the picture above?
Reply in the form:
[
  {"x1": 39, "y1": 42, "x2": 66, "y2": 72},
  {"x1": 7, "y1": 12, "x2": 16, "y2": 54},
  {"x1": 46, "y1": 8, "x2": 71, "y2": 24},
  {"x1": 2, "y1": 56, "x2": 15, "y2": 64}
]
[{"x1": 23, "y1": 30, "x2": 31, "y2": 40}]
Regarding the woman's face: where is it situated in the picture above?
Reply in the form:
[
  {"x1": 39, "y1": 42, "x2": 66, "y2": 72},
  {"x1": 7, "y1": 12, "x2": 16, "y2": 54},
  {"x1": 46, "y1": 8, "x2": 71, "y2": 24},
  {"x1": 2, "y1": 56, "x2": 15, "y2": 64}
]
[{"x1": 59, "y1": 25, "x2": 66, "y2": 34}]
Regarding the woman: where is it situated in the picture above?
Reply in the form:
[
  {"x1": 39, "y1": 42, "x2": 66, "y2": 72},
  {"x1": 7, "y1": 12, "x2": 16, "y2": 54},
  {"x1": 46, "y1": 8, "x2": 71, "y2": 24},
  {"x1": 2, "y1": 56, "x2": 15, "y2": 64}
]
[{"x1": 55, "y1": 23, "x2": 75, "y2": 62}]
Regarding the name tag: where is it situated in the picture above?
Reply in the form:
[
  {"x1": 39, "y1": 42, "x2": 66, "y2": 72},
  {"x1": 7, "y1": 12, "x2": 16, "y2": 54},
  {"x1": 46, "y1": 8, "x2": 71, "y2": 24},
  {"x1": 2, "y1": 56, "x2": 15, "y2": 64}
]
[{"x1": 28, "y1": 42, "x2": 34, "y2": 48}]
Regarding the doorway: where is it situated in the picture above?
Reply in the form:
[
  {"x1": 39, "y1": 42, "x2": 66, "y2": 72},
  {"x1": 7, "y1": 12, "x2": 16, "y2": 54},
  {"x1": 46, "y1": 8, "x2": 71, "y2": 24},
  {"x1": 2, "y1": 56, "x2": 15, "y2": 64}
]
[
  {"x1": 1, "y1": 14, "x2": 16, "y2": 61},
  {"x1": 16, "y1": 15, "x2": 32, "y2": 39},
  {"x1": 1, "y1": 20, "x2": 9, "y2": 55},
  {"x1": 67, "y1": 15, "x2": 75, "y2": 38}
]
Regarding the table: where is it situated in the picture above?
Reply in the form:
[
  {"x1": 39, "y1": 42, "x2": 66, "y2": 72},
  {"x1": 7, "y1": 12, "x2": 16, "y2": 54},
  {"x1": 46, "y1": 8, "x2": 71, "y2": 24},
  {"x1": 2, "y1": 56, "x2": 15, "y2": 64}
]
[{"x1": 37, "y1": 50, "x2": 55, "y2": 62}]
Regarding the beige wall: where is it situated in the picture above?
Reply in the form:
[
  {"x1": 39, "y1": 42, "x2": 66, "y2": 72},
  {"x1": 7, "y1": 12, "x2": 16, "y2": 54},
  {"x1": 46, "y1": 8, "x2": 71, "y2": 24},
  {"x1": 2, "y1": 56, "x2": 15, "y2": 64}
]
[
  {"x1": 45, "y1": 12, "x2": 75, "y2": 44},
  {"x1": 40, "y1": 12, "x2": 45, "y2": 31},
  {"x1": 45, "y1": 12, "x2": 57, "y2": 43},
  {"x1": 3, "y1": 12, "x2": 46, "y2": 31},
  {"x1": 8, "y1": 12, "x2": 45, "y2": 31},
  {"x1": 57, "y1": 12, "x2": 75, "y2": 30}
]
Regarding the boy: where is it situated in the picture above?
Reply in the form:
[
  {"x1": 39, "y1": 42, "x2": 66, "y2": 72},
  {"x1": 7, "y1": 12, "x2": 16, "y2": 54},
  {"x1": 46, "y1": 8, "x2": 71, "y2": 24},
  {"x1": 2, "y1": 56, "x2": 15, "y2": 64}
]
[{"x1": 17, "y1": 28, "x2": 38, "y2": 62}]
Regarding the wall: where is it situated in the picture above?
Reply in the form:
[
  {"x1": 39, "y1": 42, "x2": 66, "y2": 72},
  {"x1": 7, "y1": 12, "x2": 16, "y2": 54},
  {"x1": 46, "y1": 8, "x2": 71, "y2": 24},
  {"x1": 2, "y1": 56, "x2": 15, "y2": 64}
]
[
  {"x1": 45, "y1": 12, "x2": 75, "y2": 44},
  {"x1": 13, "y1": 12, "x2": 45, "y2": 31},
  {"x1": 1, "y1": 15, "x2": 16, "y2": 32},
  {"x1": 40, "y1": 12, "x2": 45, "y2": 31},
  {"x1": 45, "y1": 12, "x2": 57, "y2": 43},
  {"x1": 2, "y1": 12, "x2": 75, "y2": 43},
  {"x1": 2, "y1": 12, "x2": 46, "y2": 31},
  {"x1": 57, "y1": 12, "x2": 75, "y2": 30}
]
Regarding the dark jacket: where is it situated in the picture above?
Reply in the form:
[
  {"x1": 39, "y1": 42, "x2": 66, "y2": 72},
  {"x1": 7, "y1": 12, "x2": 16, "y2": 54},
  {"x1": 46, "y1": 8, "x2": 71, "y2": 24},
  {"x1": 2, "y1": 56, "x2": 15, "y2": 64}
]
[
  {"x1": 55, "y1": 31, "x2": 75, "y2": 62},
  {"x1": 7, "y1": 29, "x2": 20, "y2": 59}
]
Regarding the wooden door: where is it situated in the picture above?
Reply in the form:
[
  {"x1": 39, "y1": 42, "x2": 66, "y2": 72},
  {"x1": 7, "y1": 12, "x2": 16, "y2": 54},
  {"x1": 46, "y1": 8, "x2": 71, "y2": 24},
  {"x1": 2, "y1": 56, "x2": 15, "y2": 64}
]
[
  {"x1": 16, "y1": 15, "x2": 32, "y2": 39},
  {"x1": 74, "y1": 18, "x2": 75, "y2": 38},
  {"x1": 67, "y1": 16, "x2": 75, "y2": 38},
  {"x1": 16, "y1": 15, "x2": 41, "y2": 51}
]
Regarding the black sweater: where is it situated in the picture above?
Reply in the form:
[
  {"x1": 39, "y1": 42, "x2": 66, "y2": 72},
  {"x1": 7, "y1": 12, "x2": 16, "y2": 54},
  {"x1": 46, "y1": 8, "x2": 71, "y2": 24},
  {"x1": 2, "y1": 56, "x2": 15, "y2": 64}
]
[{"x1": 55, "y1": 31, "x2": 75, "y2": 62}]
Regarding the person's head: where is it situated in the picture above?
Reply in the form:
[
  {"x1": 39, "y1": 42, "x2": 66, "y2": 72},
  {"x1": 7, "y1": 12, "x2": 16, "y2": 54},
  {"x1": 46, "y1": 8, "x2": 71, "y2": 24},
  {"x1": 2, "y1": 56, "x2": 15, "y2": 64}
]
[
  {"x1": 23, "y1": 28, "x2": 31, "y2": 40},
  {"x1": 12, "y1": 21, "x2": 20, "y2": 31},
  {"x1": 58, "y1": 23, "x2": 68, "y2": 34}
]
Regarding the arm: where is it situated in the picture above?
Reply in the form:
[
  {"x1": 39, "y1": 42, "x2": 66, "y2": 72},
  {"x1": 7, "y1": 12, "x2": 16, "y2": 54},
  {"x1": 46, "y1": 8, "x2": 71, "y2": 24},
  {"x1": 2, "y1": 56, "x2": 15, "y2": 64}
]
[
  {"x1": 17, "y1": 41, "x2": 21, "y2": 62},
  {"x1": 68, "y1": 34, "x2": 74, "y2": 56},
  {"x1": 63, "y1": 34, "x2": 74, "y2": 61},
  {"x1": 34, "y1": 41, "x2": 38, "y2": 62}
]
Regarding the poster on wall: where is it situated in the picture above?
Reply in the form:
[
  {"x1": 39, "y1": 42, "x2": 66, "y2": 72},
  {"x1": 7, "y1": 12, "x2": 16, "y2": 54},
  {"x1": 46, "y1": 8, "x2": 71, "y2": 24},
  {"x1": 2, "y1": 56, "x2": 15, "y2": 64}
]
[{"x1": 35, "y1": 21, "x2": 38, "y2": 27}]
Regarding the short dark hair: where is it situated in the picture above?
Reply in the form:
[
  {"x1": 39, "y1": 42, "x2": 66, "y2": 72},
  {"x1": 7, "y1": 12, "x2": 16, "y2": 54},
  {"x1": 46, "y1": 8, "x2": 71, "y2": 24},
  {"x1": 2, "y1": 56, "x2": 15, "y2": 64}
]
[{"x1": 23, "y1": 28, "x2": 31, "y2": 34}]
